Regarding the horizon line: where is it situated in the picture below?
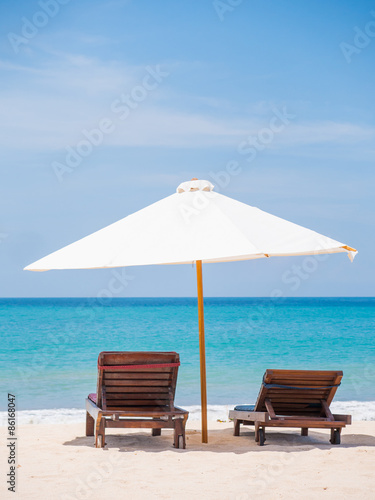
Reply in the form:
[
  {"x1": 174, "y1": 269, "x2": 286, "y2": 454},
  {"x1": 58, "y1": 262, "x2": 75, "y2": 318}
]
[{"x1": 0, "y1": 296, "x2": 374, "y2": 300}]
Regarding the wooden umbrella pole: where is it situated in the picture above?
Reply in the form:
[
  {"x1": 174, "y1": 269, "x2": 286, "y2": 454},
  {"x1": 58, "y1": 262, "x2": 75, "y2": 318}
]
[{"x1": 196, "y1": 260, "x2": 208, "y2": 443}]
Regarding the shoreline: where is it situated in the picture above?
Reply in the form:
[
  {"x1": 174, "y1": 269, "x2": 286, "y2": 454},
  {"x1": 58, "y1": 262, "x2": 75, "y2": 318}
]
[{"x1": 1, "y1": 401, "x2": 375, "y2": 426}]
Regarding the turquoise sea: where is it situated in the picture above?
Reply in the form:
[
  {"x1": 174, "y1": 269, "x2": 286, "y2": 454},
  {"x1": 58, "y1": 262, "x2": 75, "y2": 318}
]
[{"x1": 1, "y1": 298, "x2": 375, "y2": 418}]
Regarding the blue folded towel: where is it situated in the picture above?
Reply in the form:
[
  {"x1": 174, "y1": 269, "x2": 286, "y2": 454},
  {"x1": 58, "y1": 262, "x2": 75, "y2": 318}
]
[{"x1": 234, "y1": 404, "x2": 255, "y2": 412}]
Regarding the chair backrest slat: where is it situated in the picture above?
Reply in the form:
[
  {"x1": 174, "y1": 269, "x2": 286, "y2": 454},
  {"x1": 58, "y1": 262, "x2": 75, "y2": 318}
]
[
  {"x1": 96, "y1": 352, "x2": 180, "y2": 411},
  {"x1": 255, "y1": 369, "x2": 343, "y2": 416}
]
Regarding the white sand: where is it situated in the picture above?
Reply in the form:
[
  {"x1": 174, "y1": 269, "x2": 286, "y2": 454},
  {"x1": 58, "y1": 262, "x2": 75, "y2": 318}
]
[{"x1": 1, "y1": 420, "x2": 375, "y2": 499}]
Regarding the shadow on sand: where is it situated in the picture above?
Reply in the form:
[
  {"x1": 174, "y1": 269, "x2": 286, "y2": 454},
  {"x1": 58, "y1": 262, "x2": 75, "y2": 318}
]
[{"x1": 63, "y1": 425, "x2": 375, "y2": 454}]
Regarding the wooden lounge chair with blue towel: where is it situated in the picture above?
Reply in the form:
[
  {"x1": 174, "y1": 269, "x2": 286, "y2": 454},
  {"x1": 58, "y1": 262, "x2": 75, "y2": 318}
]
[
  {"x1": 86, "y1": 351, "x2": 189, "y2": 448},
  {"x1": 229, "y1": 369, "x2": 351, "y2": 446}
]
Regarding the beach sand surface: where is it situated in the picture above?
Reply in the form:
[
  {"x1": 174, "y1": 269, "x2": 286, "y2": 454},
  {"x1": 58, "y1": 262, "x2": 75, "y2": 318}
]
[{"x1": 1, "y1": 420, "x2": 375, "y2": 500}]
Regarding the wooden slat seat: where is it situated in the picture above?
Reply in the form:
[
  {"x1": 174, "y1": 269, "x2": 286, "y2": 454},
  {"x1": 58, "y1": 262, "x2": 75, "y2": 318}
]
[
  {"x1": 86, "y1": 352, "x2": 189, "y2": 448},
  {"x1": 229, "y1": 369, "x2": 351, "y2": 446}
]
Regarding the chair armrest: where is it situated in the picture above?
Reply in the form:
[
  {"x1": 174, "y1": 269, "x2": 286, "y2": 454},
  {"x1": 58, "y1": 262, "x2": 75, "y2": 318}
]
[
  {"x1": 333, "y1": 414, "x2": 352, "y2": 424},
  {"x1": 86, "y1": 397, "x2": 101, "y2": 419},
  {"x1": 229, "y1": 409, "x2": 270, "y2": 422}
]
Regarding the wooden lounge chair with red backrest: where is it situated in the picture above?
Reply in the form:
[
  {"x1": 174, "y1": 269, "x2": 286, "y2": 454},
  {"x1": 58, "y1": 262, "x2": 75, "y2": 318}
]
[
  {"x1": 229, "y1": 369, "x2": 351, "y2": 446},
  {"x1": 86, "y1": 351, "x2": 189, "y2": 448}
]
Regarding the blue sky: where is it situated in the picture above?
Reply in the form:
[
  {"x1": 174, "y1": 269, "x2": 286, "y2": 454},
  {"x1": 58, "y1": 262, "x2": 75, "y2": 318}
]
[{"x1": 0, "y1": 0, "x2": 374, "y2": 297}]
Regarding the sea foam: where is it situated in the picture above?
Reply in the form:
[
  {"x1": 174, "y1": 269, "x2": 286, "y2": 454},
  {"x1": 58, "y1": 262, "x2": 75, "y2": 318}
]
[{"x1": 1, "y1": 401, "x2": 374, "y2": 426}]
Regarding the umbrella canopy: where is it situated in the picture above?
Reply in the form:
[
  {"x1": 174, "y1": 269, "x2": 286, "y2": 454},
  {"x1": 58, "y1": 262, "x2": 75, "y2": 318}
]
[
  {"x1": 25, "y1": 179, "x2": 357, "y2": 443},
  {"x1": 25, "y1": 179, "x2": 357, "y2": 271}
]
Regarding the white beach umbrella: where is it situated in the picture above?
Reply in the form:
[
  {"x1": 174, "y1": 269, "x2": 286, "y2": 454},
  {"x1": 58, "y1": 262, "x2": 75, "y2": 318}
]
[{"x1": 25, "y1": 179, "x2": 357, "y2": 442}]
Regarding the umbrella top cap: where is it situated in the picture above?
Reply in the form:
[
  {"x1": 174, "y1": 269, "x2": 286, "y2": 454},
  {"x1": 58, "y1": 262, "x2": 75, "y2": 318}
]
[{"x1": 177, "y1": 179, "x2": 214, "y2": 193}]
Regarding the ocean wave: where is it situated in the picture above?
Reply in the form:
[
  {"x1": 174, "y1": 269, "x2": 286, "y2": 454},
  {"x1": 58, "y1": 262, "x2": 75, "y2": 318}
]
[{"x1": 1, "y1": 401, "x2": 375, "y2": 425}]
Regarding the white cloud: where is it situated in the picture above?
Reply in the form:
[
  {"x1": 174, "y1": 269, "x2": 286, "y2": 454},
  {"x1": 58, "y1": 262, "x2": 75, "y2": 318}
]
[
  {"x1": 0, "y1": 54, "x2": 374, "y2": 153},
  {"x1": 277, "y1": 121, "x2": 375, "y2": 146}
]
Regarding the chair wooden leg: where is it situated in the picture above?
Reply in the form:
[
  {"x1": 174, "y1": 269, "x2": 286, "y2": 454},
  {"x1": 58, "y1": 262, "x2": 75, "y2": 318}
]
[
  {"x1": 330, "y1": 428, "x2": 335, "y2": 443},
  {"x1": 174, "y1": 418, "x2": 185, "y2": 449},
  {"x1": 182, "y1": 414, "x2": 188, "y2": 448},
  {"x1": 330, "y1": 428, "x2": 341, "y2": 445},
  {"x1": 255, "y1": 421, "x2": 260, "y2": 442},
  {"x1": 234, "y1": 419, "x2": 240, "y2": 436},
  {"x1": 151, "y1": 418, "x2": 161, "y2": 436},
  {"x1": 96, "y1": 417, "x2": 105, "y2": 448},
  {"x1": 336, "y1": 428, "x2": 342, "y2": 445},
  {"x1": 258, "y1": 427, "x2": 265, "y2": 446},
  {"x1": 301, "y1": 428, "x2": 308, "y2": 436},
  {"x1": 86, "y1": 412, "x2": 95, "y2": 436}
]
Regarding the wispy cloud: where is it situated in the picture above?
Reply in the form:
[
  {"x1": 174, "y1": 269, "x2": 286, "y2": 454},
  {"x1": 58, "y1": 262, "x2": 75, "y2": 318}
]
[
  {"x1": 278, "y1": 121, "x2": 375, "y2": 146},
  {"x1": 0, "y1": 53, "x2": 374, "y2": 153}
]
